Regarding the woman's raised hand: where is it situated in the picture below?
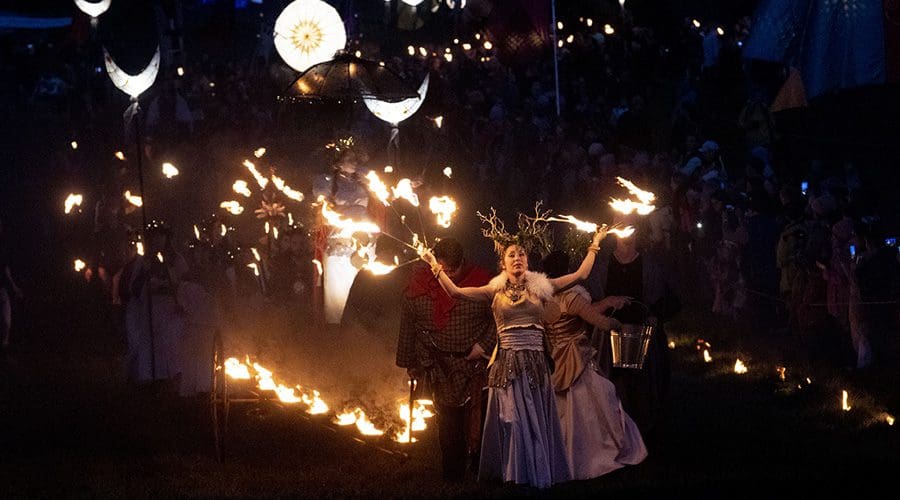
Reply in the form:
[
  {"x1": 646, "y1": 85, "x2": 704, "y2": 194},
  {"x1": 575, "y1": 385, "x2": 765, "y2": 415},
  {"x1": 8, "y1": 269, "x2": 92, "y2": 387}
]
[
  {"x1": 591, "y1": 225, "x2": 609, "y2": 249},
  {"x1": 420, "y1": 249, "x2": 436, "y2": 266}
]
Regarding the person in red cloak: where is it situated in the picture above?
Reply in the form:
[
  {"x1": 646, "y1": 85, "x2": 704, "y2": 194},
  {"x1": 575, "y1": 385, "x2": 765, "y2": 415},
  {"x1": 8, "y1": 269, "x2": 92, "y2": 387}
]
[{"x1": 396, "y1": 238, "x2": 495, "y2": 481}]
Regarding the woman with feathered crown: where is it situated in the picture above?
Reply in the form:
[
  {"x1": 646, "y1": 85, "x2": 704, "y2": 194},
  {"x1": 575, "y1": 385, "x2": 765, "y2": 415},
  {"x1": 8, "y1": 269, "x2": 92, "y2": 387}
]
[{"x1": 421, "y1": 205, "x2": 607, "y2": 489}]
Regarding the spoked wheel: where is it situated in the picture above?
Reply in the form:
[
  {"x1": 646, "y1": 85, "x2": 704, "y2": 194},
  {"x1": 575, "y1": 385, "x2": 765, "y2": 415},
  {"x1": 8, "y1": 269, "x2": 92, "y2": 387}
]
[{"x1": 211, "y1": 330, "x2": 229, "y2": 461}]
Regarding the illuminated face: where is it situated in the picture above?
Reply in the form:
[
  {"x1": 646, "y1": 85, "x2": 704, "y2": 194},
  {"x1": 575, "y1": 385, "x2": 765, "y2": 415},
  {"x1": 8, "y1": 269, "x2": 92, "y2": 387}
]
[{"x1": 502, "y1": 245, "x2": 528, "y2": 276}]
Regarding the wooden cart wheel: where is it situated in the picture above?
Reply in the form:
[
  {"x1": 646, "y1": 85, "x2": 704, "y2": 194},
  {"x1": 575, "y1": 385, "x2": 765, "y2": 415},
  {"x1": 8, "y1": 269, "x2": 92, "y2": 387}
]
[{"x1": 211, "y1": 329, "x2": 229, "y2": 460}]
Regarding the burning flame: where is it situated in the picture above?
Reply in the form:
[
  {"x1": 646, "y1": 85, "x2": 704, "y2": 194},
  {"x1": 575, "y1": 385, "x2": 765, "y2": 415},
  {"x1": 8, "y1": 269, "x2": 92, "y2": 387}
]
[
  {"x1": 161, "y1": 162, "x2": 179, "y2": 178},
  {"x1": 115, "y1": 151, "x2": 125, "y2": 161},
  {"x1": 251, "y1": 248, "x2": 261, "y2": 261},
  {"x1": 548, "y1": 215, "x2": 599, "y2": 233},
  {"x1": 301, "y1": 390, "x2": 329, "y2": 414},
  {"x1": 233, "y1": 180, "x2": 252, "y2": 197},
  {"x1": 135, "y1": 241, "x2": 144, "y2": 256},
  {"x1": 220, "y1": 200, "x2": 244, "y2": 215},
  {"x1": 608, "y1": 226, "x2": 636, "y2": 238},
  {"x1": 124, "y1": 190, "x2": 143, "y2": 207},
  {"x1": 442, "y1": 167, "x2": 452, "y2": 178},
  {"x1": 223, "y1": 357, "x2": 251, "y2": 379},
  {"x1": 321, "y1": 203, "x2": 380, "y2": 238},
  {"x1": 220, "y1": 224, "x2": 228, "y2": 237},
  {"x1": 156, "y1": 252, "x2": 164, "y2": 263},
  {"x1": 71, "y1": 141, "x2": 78, "y2": 149},
  {"x1": 354, "y1": 411, "x2": 384, "y2": 436},
  {"x1": 64, "y1": 193, "x2": 83, "y2": 214},
  {"x1": 73, "y1": 259, "x2": 86, "y2": 272},
  {"x1": 668, "y1": 341, "x2": 676, "y2": 349},
  {"x1": 429, "y1": 196, "x2": 458, "y2": 228},
  {"x1": 271, "y1": 175, "x2": 304, "y2": 202},
  {"x1": 193, "y1": 225, "x2": 201, "y2": 240},
  {"x1": 776, "y1": 366, "x2": 786, "y2": 381},
  {"x1": 609, "y1": 177, "x2": 656, "y2": 216},
  {"x1": 734, "y1": 359, "x2": 748, "y2": 374},
  {"x1": 433, "y1": 116, "x2": 444, "y2": 128},
  {"x1": 703, "y1": 349, "x2": 712, "y2": 363},
  {"x1": 395, "y1": 400, "x2": 435, "y2": 443},
  {"x1": 886, "y1": 415, "x2": 895, "y2": 426},
  {"x1": 312, "y1": 259, "x2": 323, "y2": 276},
  {"x1": 841, "y1": 390, "x2": 851, "y2": 411},
  {"x1": 384, "y1": 166, "x2": 394, "y2": 173},
  {"x1": 254, "y1": 148, "x2": 266, "y2": 158},
  {"x1": 243, "y1": 160, "x2": 269, "y2": 189},
  {"x1": 247, "y1": 263, "x2": 260, "y2": 276}
]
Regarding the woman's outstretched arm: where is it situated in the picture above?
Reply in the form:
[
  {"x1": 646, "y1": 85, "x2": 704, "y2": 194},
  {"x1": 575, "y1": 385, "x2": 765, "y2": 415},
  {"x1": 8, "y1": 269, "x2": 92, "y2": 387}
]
[
  {"x1": 420, "y1": 251, "x2": 494, "y2": 302},
  {"x1": 549, "y1": 227, "x2": 608, "y2": 291}
]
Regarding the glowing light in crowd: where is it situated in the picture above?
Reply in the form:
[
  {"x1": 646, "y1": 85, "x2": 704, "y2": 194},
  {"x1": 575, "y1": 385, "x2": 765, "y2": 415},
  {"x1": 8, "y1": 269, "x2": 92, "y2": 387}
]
[
  {"x1": 74, "y1": 0, "x2": 111, "y2": 18},
  {"x1": 64, "y1": 193, "x2": 83, "y2": 214},
  {"x1": 558, "y1": 41, "x2": 564, "y2": 48},
  {"x1": 734, "y1": 359, "x2": 748, "y2": 374},
  {"x1": 407, "y1": 45, "x2": 415, "y2": 56},
  {"x1": 566, "y1": 35, "x2": 574, "y2": 44},
  {"x1": 251, "y1": 248, "x2": 261, "y2": 261},
  {"x1": 194, "y1": 225, "x2": 201, "y2": 240},
  {"x1": 73, "y1": 259, "x2": 86, "y2": 272},
  {"x1": 392, "y1": 179, "x2": 420, "y2": 207},
  {"x1": 692, "y1": 19, "x2": 701, "y2": 28},
  {"x1": 156, "y1": 252, "x2": 164, "y2": 263},
  {"x1": 703, "y1": 349, "x2": 712, "y2": 363},
  {"x1": 483, "y1": 40, "x2": 493, "y2": 50},
  {"x1": 176, "y1": 66, "x2": 184, "y2": 76},
  {"x1": 716, "y1": 27, "x2": 725, "y2": 36},
  {"x1": 273, "y1": 0, "x2": 347, "y2": 73},
  {"x1": 354, "y1": 50, "x2": 361, "y2": 58},
  {"x1": 401, "y1": 0, "x2": 425, "y2": 5},
  {"x1": 265, "y1": 221, "x2": 271, "y2": 234},
  {"x1": 776, "y1": 366, "x2": 786, "y2": 381},
  {"x1": 272, "y1": 226, "x2": 280, "y2": 239},
  {"x1": 247, "y1": 262, "x2": 260, "y2": 276},
  {"x1": 841, "y1": 390, "x2": 851, "y2": 411},
  {"x1": 254, "y1": 148, "x2": 266, "y2": 158},
  {"x1": 429, "y1": 196, "x2": 458, "y2": 228},
  {"x1": 220, "y1": 224, "x2": 227, "y2": 237},
  {"x1": 243, "y1": 160, "x2": 269, "y2": 189},
  {"x1": 384, "y1": 165, "x2": 394, "y2": 173},
  {"x1": 70, "y1": 141, "x2": 78, "y2": 150},
  {"x1": 271, "y1": 175, "x2": 304, "y2": 202},
  {"x1": 443, "y1": 167, "x2": 452, "y2": 177},
  {"x1": 135, "y1": 241, "x2": 144, "y2": 256},
  {"x1": 103, "y1": 46, "x2": 160, "y2": 98},
  {"x1": 115, "y1": 151, "x2": 125, "y2": 160},
  {"x1": 443, "y1": 53, "x2": 453, "y2": 63},
  {"x1": 618, "y1": 0, "x2": 626, "y2": 8},
  {"x1": 475, "y1": 33, "x2": 481, "y2": 40},
  {"x1": 233, "y1": 180, "x2": 252, "y2": 197},
  {"x1": 886, "y1": 415, "x2": 895, "y2": 426},
  {"x1": 462, "y1": 43, "x2": 472, "y2": 51},
  {"x1": 587, "y1": 18, "x2": 593, "y2": 27},
  {"x1": 161, "y1": 162, "x2": 179, "y2": 178},
  {"x1": 220, "y1": 200, "x2": 244, "y2": 215},
  {"x1": 433, "y1": 115, "x2": 444, "y2": 128},
  {"x1": 124, "y1": 191, "x2": 143, "y2": 207},
  {"x1": 557, "y1": 21, "x2": 563, "y2": 30},
  {"x1": 668, "y1": 341, "x2": 676, "y2": 349},
  {"x1": 604, "y1": 24, "x2": 615, "y2": 35},
  {"x1": 418, "y1": 47, "x2": 427, "y2": 57}
]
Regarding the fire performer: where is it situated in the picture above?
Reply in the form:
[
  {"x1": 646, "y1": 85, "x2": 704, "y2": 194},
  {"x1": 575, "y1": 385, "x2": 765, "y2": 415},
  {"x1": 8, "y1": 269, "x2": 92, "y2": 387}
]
[
  {"x1": 396, "y1": 238, "x2": 495, "y2": 481},
  {"x1": 421, "y1": 207, "x2": 608, "y2": 489}
]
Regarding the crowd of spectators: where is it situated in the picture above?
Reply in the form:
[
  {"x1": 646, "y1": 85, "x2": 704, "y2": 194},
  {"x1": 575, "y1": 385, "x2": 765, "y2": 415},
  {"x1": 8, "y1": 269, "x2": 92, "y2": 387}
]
[{"x1": 1, "y1": 5, "x2": 897, "y2": 377}]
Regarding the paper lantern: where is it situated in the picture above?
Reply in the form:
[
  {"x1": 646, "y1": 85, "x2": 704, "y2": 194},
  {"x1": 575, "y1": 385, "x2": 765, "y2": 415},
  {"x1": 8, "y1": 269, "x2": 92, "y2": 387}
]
[
  {"x1": 103, "y1": 46, "x2": 160, "y2": 99},
  {"x1": 273, "y1": 0, "x2": 347, "y2": 73}
]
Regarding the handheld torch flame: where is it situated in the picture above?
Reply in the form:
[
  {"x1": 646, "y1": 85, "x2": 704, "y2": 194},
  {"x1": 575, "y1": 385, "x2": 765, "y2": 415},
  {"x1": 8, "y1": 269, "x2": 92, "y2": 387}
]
[
  {"x1": 220, "y1": 200, "x2": 244, "y2": 215},
  {"x1": 392, "y1": 179, "x2": 420, "y2": 207},
  {"x1": 253, "y1": 147, "x2": 266, "y2": 158},
  {"x1": 429, "y1": 196, "x2": 458, "y2": 228},
  {"x1": 242, "y1": 159, "x2": 269, "y2": 189},
  {"x1": 703, "y1": 349, "x2": 712, "y2": 363},
  {"x1": 321, "y1": 203, "x2": 380, "y2": 238},
  {"x1": 734, "y1": 359, "x2": 748, "y2": 374},
  {"x1": 841, "y1": 390, "x2": 851, "y2": 411},
  {"x1": 365, "y1": 171, "x2": 392, "y2": 206},
  {"x1": 73, "y1": 259, "x2": 86, "y2": 272},
  {"x1": 233, "y1": 180, "x2": 252, "y2": 197}
]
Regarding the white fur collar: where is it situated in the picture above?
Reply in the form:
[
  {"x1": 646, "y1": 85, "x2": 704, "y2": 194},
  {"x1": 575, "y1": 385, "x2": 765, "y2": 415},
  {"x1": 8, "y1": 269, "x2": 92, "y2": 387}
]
[{"x1": 489, "y1": 270, "x2": 554, "y2": 302}]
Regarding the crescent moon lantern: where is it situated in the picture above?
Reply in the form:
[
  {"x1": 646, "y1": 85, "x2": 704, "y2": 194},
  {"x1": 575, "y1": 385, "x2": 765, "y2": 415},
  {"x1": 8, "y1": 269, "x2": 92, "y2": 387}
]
[
  {"x1": 74, "y1": 0, "x2": 111, "y2": 18},
  {"x1": 103, "y1": 46, "x2": 160, "y2": 99},
  {"x1": 363, "y1": 73, "x2": 429, "y2": 127}
]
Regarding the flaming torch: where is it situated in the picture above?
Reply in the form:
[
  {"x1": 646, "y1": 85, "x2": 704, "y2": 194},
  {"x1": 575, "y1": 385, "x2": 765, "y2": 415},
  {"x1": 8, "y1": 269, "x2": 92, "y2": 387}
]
[{"x1": 64, "y1": 193, "x2": 83, "y2": 214}]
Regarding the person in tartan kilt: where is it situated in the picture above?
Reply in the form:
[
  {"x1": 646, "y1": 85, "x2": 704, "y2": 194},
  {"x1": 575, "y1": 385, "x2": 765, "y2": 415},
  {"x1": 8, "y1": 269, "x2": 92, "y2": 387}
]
[{"x1": 396, "y1": 238, "x2": 495, "y2": 481}]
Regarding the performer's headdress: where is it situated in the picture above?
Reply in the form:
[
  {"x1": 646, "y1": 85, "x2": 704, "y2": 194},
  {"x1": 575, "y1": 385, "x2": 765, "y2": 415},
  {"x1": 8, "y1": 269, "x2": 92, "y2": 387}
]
[{"x1": 477, "y1": 202, "x2": 553, "y2": 257}]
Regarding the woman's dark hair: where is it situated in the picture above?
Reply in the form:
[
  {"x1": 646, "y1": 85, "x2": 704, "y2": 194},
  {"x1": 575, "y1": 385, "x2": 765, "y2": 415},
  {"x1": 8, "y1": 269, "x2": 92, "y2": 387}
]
[{"x1": 542, "y1": 250, "x2": 570, "y2": 279}]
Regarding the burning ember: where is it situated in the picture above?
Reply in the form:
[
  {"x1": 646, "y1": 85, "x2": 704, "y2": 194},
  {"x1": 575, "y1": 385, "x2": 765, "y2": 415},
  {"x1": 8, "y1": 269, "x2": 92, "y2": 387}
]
[
  {"x1": 776, "y1": 366, "x2": 786, "y2": 381},
  {"x1": 429, "y1": 196, "x2": 458, "y2": 228},
  {"x1": 64, "y1": 193, "x2": 83, "y2": 214},
  {"x1": 734, "y1": 359, "x2": 748, "y2": 374},
  {"x1": 841, "y1": 390, "x2": 851, "y2": 411}
]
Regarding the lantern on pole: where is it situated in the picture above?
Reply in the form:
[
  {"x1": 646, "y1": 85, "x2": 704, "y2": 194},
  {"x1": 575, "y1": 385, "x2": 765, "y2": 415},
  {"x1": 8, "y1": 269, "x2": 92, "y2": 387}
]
[{"x1": 273, "y1": 0, "x2": 347, "y2": 73}]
